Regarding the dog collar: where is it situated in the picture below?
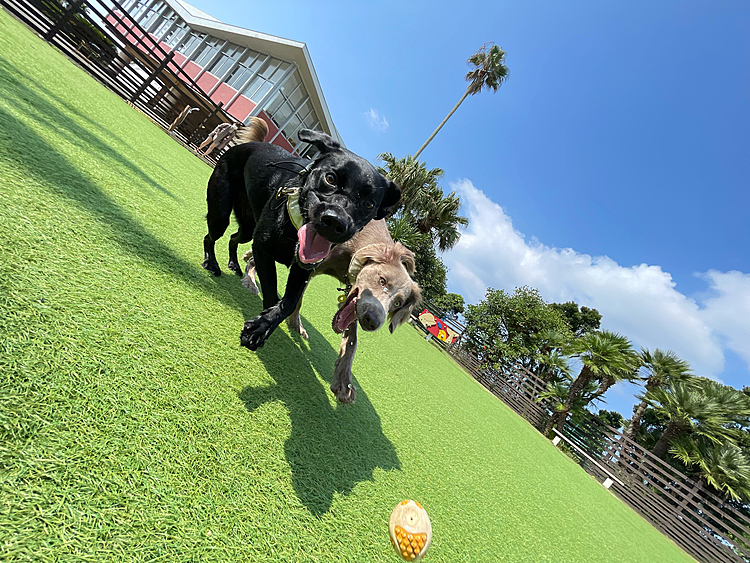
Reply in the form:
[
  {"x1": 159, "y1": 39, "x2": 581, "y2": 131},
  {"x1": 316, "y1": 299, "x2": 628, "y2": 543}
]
[
  {"x1": 287, "y1": 190, "x2": 304, "y2": 231},
  {"x1": 275, "y1": 186, "x2": 304, "y2": 231}
]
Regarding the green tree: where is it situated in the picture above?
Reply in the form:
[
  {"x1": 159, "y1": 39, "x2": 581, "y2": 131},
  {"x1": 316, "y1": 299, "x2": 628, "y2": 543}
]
[
  {"x1": 625, "y1": 349, "x2": 693, "y2": 440},
  {"x1": 646, "y1": 378, "x2": 750, "y2": 501},
  {"x1": 672, "y1": 440, "x2": 750, "y2": 502},
  {"x1": 414, "y1": 43, "x2": 509, "y2": 159},
  {"x1": 545, "y1": 331, "x2": 639, "y2": 435},
  {"x1": 378, "y1": 153, "x2": 468, "y2": 252},
  {"x1": 463, "y1": 286, "x2": 571, "y2": 373},
  {"x1": 409, "y1": 234, "x2": 448, "y2": 302},
  {"x1": 598, "y1": 409, "x2": 625, "y2": 430},
  {"x1": 432, "y1": 293, "x2": 465, "y2": 320},
  {"x1": 648, "y1": 378, "x2": 750, "y2": 459},
  {"x1": 550, "y1": 302, "x2": 602, "y2": 337},
  {"x1": 377, "y1": 153, "x2": 444, "y2": 217}
]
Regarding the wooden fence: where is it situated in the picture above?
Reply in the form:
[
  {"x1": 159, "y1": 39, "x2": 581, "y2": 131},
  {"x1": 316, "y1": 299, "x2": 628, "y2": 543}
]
[
  {"x1": 1, "y1": 0, "x2": 234, "y2": 162},
  {"x1": 411, "y1": 304, "x2": 750, "y2": 563}
]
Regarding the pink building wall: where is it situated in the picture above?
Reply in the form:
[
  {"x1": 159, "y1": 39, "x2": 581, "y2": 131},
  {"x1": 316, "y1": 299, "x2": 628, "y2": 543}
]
[{"x1": 108, "y1": 12, "x2": 297, "y2": 154}]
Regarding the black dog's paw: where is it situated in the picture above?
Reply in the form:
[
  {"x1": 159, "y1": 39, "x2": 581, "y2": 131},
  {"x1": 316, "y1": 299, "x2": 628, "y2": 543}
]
[
  {"x1": 331, "y1": 376, "x2": 356, "y2": 404},
  {"x1": 202, "y1": 258, "x2": 221, "y2": 277},
  {"x1": 240, "y1": 316, "x2": 274, "y2": 351},
  {"x1": 228, "y1": 260, "x2": 243, "y2": 276}
]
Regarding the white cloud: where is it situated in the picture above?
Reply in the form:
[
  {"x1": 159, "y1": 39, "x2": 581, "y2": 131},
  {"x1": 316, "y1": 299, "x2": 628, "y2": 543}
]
[
  {"x1": 364, "y1": 108, "x2": 389, "y2": 132},
  {"x1": 699, "y1": 270, "x2": 750, "y2": 369},
  {"x1": 443, "y1": 179, "x2": 750, "y2": 380}
]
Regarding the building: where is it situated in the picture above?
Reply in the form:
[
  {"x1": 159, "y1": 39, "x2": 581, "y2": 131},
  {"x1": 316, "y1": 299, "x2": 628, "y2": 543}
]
[{"x1": 115, "y1": 0, "x2": 342, "y2": 157}]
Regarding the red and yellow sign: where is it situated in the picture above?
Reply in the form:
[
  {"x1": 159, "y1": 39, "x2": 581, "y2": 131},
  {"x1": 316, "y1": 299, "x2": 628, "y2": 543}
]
[{"x1": 418, "y1": 310, "x2": 459, "y2": 344}]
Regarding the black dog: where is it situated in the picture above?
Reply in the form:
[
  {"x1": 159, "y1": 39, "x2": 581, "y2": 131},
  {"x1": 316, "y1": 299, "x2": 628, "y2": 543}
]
[{"x1": 202, "y1": 129, "x2": 400, "y2": 351}]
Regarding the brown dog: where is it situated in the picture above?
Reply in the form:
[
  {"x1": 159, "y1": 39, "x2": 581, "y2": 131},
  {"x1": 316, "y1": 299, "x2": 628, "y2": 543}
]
[{"x1": 242, "y1": 219, "x2": 421, "y2": 403}]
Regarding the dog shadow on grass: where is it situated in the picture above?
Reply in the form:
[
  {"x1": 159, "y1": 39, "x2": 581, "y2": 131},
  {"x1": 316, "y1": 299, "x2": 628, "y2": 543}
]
[{"x1": 238, "y1": 315, "x2": 401, "y2": 517}]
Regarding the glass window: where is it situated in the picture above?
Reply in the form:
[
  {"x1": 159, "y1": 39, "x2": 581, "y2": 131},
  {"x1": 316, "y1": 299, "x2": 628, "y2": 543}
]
[
  {"x1": 164, "y1": 22, "x2": 187, "y2": 47},
  {"x1": 194, "y1": 39, "x2": 221, "y2": 68},
  {"x1": 139, "y1": 2, "x2": 164, "y2": 29},
  {"x1": 209, "y1": 43, "x2": 243, "y2": 77},
  {"x1": 153, "y1": 10, "x2": 176, "y2": 37},
  {"x1": 225, "y1": 50, "x2": 260, "y2": 88},
  {"x1": 251, "y1": 80, "x2": 272, "y2": 103},
  {"x1": 281, "y1": 114, "x2": 301, "y2": 139},
  {"x1": 240, "y1": 58, "x2": 291, "y2": 102},
  {"x1": 176, "y1": 31, "x2": 205, "y2": 55}
]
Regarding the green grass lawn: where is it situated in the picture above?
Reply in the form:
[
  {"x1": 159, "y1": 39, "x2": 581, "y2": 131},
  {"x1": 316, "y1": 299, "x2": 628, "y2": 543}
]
[{"x1": 0, "y1": 10, "x2": 696, "y2": 562}]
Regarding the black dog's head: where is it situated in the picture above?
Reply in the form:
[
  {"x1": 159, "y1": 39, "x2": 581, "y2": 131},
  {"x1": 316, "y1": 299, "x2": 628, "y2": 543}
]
[{"x1": 294, "y1": 129, "x2": 401, "y2": 268}]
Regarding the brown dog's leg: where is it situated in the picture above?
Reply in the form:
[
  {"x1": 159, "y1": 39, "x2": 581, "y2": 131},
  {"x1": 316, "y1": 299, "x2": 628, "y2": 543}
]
[
  {"x1": 241, "y1": 250, "x2": 259, "y2": 294},
  {"x1": 331, "y1": 323, "x2": 357, "y2": 403},
  {"x1": 285, "y1": 297, "x2": 308, "y2": 340}
]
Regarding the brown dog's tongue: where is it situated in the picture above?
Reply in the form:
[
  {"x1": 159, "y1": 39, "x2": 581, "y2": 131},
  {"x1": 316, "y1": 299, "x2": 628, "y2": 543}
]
[
  {"x1": 333, "y1": 294, "x2": 358, "y2": 333},
  {"x1": 297, "y1": 223, "x2": 332, "y2": 264}
]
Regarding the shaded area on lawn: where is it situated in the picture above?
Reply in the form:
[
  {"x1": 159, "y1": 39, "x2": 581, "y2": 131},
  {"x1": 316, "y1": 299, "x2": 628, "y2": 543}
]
[
  {"x1": 0, "y1": 55, "x2": 176, "y2": 199},
  {"x1": 240, "y1": 317, "x2": 401, "y2": 516}
]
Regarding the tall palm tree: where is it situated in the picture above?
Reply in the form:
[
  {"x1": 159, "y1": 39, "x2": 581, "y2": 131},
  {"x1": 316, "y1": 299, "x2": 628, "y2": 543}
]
[
  {"x1": 415, "y1": 188, "x2": 468, "y2": 251},
  {"x1": 648, "y1": 378, "x2": 750, "y2": 459},
  {"x1": 377, "y1": 153, "x2": 444, "y2": 215},
  {"x1": 414, "y1": 43, "x2": 509, "y2": 159},
  {"x1": 378, "y1": 153, "x2": 468, "y2": 252},
  {"x1": 671, "y1": 438, "x2": 750, "y2": 501},
  {"x1": 545, "y1": 331, "x2": 638, "y2": 435},
  {"x1": 625, "y1": 349, "x2": 692, "y2": 440}
]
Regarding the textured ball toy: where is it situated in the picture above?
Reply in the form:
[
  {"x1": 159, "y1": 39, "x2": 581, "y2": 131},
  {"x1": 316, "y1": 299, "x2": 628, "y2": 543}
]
[{"x1": 389, "y1": 500, "x2": 432, "y2": 561}]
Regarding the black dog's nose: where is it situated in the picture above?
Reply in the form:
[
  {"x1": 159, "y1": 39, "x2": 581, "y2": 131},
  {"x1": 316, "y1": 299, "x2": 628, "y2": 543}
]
[{"x1": 320, "y1": 211, "x2": 348, "y2": 235}]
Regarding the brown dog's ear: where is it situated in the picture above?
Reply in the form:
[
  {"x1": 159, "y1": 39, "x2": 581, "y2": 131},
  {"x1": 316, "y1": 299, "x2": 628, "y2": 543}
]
[
  {"x1": 375, "y1": 180, "x2": 401, "y2": 220},
  {"x1": 394, "y1": 244, "x2": 415, "y2": 275},
  {"x1": 298, "y1": 129, "x2": 341, "y2": 152}
]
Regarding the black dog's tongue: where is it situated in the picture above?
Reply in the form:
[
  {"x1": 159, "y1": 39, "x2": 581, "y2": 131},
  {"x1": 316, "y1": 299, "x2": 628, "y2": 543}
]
[{"x1": 297, "y1": 223, "x2": 332, "y2": 264}]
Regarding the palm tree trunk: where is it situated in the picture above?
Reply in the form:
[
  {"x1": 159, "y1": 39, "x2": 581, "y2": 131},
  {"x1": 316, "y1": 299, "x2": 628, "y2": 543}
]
[
  {"x1": 651, "y1": 421, "x2": 686, "y2": 459},
  {"x1": 545, "y1": 410, "x2": 565, "y2": 436},
  {"x1": 545, "y1": 366, "x2": 593, "y2": 436},
  {"x1": 625, "y1": 400, "x2": 648, "y2": 439},
  {"x1": 413, "y1": 87, "x2": 471, "y2": 159},
  {"x1": 566, "y1": 366, "x2": 593, "y2": 408}
]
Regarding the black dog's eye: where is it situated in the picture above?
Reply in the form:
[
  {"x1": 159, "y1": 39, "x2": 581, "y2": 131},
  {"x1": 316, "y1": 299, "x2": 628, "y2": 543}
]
[
  {"x1": 379, "y1": 276, "x2": 387, "y2": 286},
  {"x1": 363, "y1": 200, "x2": 374, "y2": 210},
  {"x1": 393, "y1": 299, "x2": 402, "y2": 308},
  {"x1": 324, "y1": 172, "x2": 336, "y2": 186}
]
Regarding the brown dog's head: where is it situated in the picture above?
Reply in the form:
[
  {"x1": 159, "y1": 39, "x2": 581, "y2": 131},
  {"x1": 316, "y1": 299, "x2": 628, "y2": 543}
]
[{"x1": 332, "y1": 243, "x2": 421, "y2": 334}]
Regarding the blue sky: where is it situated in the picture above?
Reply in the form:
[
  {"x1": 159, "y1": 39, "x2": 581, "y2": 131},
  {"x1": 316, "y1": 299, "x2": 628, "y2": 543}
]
[{"x1": 188, "y1": 0, "x2": 749, "y2": 416}]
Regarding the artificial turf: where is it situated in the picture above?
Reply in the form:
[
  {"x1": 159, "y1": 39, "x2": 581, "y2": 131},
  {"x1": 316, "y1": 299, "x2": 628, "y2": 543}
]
[{"x1": 0, "y1": 10, "x2": 696, "y2": 562}]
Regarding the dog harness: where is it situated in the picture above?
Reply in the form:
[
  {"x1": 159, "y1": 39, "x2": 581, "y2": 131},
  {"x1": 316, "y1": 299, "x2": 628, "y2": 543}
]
[{"x1": 270, "y1": 157, "x2": 321, "y2": 232}]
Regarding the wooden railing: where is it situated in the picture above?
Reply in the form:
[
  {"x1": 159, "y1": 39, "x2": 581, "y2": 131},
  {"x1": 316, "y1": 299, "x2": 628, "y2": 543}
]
[{"x1": 1, "y1": 0, "x2": 234, "y2": 160}]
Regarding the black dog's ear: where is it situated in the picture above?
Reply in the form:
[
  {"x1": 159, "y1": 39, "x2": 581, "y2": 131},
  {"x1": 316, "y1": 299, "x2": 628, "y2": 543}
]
[
  {"x1": 375, "y1": 180, "x2": 402, "y2": 220},
  {"x1": 298, "y1": 129, "x2": 341, "y2": 152}
]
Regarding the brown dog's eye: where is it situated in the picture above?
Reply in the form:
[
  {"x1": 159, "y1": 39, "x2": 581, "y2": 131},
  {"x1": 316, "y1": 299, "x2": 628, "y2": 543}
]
[
  {"x1": 324, "y1": 172, "x2": 336, "y2": 186},
  {"x1": 394, "y1": 300, "x2": 402, "y2": 308},
  {"x1": 379, "y1": 276, "x2": 387, "y2": 286}
]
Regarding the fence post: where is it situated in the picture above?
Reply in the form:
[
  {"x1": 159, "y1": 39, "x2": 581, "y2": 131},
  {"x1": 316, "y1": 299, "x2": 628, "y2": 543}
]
[
  {"x1": 45, "y1": 0, "x2": 85, "y2": 41},
  {"x1": 129, "y1": 51, "x2": 175, "y2": 103}
]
